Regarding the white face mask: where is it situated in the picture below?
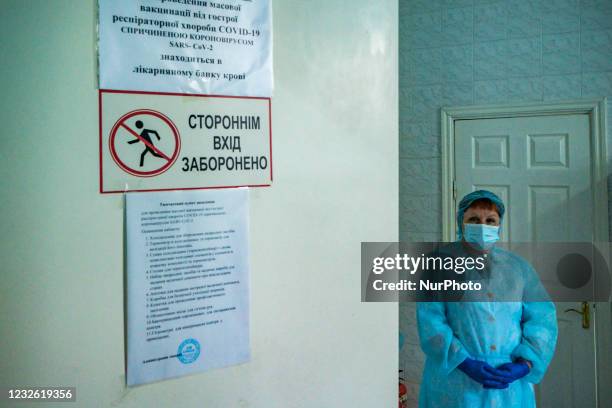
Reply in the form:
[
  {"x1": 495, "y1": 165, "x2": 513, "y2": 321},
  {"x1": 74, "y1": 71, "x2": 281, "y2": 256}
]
[{"x1": 463, "y1": 223, "x2": 500, "y2": 250}]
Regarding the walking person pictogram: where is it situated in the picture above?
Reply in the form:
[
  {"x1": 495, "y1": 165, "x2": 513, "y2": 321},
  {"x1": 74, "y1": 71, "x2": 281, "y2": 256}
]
[{"x1": 128, "y1": 120, "x2": 164, "y2": 167}]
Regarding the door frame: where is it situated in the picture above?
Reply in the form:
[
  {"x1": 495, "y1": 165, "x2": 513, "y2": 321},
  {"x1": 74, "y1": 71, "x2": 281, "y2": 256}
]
[{"x1": 440, "y1": 98, "x2": 610, "y2": 407}]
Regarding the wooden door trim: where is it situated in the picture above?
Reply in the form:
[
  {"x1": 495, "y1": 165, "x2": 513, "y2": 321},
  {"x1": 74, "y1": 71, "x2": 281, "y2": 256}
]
[{"x1": 441, "y1": 98, "x2": 610, "y2": 407}]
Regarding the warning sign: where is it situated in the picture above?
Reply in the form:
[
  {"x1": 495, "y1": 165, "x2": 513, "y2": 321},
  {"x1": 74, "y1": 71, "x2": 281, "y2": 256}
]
[{"x1": 99, "y1": 90, "x2": 272, "y2": 193}]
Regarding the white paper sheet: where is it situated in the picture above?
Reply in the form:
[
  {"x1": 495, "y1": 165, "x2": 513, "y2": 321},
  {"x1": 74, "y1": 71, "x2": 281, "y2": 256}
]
[
  {"x1": 126, "y1": 188, "x2": 250, "y2": 386},
  {"x1": 98, "y1": 0, "x2": 273, "y2": 97}
]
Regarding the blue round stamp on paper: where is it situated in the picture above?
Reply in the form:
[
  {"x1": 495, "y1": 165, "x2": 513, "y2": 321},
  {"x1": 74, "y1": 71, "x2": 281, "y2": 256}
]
[{"x1": 177, "y1": 338, "x2": 201, "y2": 364}]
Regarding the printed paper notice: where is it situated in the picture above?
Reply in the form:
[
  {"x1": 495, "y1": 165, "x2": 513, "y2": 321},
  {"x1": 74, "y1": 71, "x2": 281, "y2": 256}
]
[
  {"x1": 126, "y1": 188, "x2": 250, "y2": 386},
  {"x1": 98, "y1": 0, "x2": 272, "y2": 97}
]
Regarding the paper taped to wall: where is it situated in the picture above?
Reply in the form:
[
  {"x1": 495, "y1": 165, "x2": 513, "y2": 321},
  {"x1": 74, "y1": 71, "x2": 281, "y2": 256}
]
[
  {"x1": 98, "y1": 0, "x2": 273, "y2": 97},
  {"x1": 126, "y1": 188, "x2": 250, "y2": 386}
]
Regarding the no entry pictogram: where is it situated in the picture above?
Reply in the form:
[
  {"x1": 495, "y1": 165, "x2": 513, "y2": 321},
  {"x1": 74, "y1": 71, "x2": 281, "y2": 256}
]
[{"x1": 109, "y1": 109, "x2": 181, "y2": 177}]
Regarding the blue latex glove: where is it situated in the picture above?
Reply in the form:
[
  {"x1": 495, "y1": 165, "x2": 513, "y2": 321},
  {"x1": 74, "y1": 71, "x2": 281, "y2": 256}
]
[
  {"x1": 496, "y1": 361, "x2": 530, "y2": 382},
  {"x1": 458, "y1": 358, "x2": 511, "y2": 389}
]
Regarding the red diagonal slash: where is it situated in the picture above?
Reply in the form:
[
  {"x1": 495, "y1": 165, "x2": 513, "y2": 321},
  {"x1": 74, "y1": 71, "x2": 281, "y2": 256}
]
[{"x1": 121, "y1": 122, "x2": 171, "y2": 162}]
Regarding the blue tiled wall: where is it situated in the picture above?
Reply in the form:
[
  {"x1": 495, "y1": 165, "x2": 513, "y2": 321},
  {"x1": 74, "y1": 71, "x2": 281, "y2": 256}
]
[
  {"x1": 399, "y1": 0, "x2": 612, "y2": 242},
  {"x1": 399, "y1": 0, "x2": 612, "y2": 404}
]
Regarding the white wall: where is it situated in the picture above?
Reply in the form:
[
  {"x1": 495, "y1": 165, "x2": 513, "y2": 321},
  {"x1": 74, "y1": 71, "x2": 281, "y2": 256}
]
[{"x1": 0, "y1": 1, "x2": 398, "y2": 407}]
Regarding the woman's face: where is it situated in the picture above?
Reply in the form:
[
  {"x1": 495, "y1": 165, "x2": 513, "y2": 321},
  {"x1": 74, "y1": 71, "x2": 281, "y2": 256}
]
[{"x1": 462, "y1": 203, "x2": 500, "y2": 227}]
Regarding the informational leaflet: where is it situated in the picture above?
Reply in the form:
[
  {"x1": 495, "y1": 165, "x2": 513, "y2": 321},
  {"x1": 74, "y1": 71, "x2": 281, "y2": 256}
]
[
  {"x1": 98, "y1": 0, "x2": 272, "y2": 97},
  {"x1": 126, "y1": 188, "x2": 250, "y2": 386}
]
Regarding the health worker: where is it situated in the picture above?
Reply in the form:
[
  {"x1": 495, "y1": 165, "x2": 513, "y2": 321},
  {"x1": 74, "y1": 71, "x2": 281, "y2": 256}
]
[{"x1": 416, "y1": 190, "x2": 558, "y2": 407}]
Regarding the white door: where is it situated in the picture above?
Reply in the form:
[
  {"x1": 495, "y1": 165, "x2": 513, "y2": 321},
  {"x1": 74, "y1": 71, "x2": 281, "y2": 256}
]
[{"x1": 454, "y1": 114, "x2": 597, "y2": 407}]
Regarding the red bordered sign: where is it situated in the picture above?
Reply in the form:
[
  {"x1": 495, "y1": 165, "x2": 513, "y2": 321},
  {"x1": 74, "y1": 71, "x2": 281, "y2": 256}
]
[{"x1": 99, "y1": 89, "x2": 273, "y2": 194}]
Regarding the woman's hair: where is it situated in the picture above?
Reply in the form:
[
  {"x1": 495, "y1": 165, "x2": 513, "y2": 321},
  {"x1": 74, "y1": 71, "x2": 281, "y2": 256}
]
[{"x1": 467, "y1": 198, "x2": 500, "y2": 215}]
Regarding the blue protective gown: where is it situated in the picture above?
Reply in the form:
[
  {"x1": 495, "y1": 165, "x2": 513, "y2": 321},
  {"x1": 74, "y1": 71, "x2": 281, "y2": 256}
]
[{"x1": 416, "y1": 246, "x2": 558, "y2": 408}]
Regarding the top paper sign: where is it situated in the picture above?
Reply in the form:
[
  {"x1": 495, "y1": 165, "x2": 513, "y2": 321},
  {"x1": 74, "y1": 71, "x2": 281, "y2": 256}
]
[{"x1": 98, "y1": 0, "x2": 272, "y2": 97}]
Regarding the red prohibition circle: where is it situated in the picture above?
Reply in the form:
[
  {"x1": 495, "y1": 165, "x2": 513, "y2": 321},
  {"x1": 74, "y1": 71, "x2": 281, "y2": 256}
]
[{"x1": 109, "y1": 109, "x2": 181, "y2": 177}]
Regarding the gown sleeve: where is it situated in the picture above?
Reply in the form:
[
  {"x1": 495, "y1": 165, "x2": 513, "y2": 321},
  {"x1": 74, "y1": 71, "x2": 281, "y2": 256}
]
[
  {"x1": 417, "y1": 302, "x2": 470, "y2": 375},
  {"x1": 511, "y1": 262, "x2": 559, "y2": 384}
]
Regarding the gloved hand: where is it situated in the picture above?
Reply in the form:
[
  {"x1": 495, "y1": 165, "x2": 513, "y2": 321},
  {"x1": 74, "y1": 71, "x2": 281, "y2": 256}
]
[
  {"x1": 458, "y1": 358, "x2": 511, "y2": 389},
  {"x1": 496, "y1": 361, "x2": 530, "y2": 382}
]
